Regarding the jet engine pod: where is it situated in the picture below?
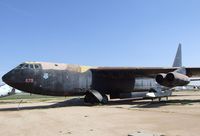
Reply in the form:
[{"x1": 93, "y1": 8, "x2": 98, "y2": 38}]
[
  {"x1": 166, "y1": 73, "x2": 175, "y2": 82},
  {"x1": 156, "y1": 73, "x2": 166, "y2": 84},
  {"x1": 156, "y1": 72, "x2": 190, "y2": 87},
  {"x1": 166, "y1": 72, "x2": 190, "y2": 86}
]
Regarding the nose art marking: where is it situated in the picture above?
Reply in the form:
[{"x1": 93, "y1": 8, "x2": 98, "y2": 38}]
[{"x1": 43, "y1": 73, "x2": 49, "y2": 79}]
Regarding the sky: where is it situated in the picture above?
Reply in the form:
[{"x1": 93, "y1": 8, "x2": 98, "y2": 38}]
[{"x1": 1, "y1": 0, "x2": 200, "y2": 82}]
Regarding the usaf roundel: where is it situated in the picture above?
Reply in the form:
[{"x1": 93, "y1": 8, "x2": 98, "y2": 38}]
[{"x1": 43, "y1": 73, "x2": 49, "y2": 79}]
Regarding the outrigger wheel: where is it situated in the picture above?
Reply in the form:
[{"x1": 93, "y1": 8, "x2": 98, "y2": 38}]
[{"x1": 84, "y1": 90, "x2": 108, "y2": 104}]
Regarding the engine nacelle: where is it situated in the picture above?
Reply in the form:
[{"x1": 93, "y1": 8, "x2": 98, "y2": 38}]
[
  {"x1": 166, "y1": 72, "x2": 190, "y2": 86},
  {"x1": 155, "y1": 73, "x2": 167, "y2": 84},
  {"x1": 156, "y1": 72, "x2": 190, "y2": 87}
]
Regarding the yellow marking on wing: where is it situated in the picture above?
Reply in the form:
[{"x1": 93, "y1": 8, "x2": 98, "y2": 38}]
[{"x1": 80, "y1": 66, "x2": 94, "y2": 73}]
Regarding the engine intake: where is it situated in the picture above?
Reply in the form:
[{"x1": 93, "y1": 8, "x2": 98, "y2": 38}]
[
  {"x1": 156, "y1": 72, "x2": 190, "y2": 87},
  {"x1": 155, "y1": 73, "x2": 166, "y2": 84},
  {"x1": 166, "y1": 73, "x2": 175, "y2": 82}
]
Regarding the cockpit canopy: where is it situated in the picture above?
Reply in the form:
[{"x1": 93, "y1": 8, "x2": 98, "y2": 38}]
[{"x1": 15, "y1": 62, "x2": 42, "y2": 69}]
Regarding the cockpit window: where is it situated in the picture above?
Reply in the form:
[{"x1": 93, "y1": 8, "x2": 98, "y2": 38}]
[
  {"x1": 15, "y1": 63, "x2": 42, "y2": 69},
  {"x1": 16, "y1": 63, "x2": 25, "y2": 69},
  {"x1": 30, "y1": 64, "x2": 34, "y2": 69},
  {"x1": 23, "y1": 64, "x2": 29, "y2": 69},
  {"x1": 34, "y1": 64, "x2": 42, "y2": 69},
  {"x1": 35, "y1": 65, "x2": 39, "y2": 69}
]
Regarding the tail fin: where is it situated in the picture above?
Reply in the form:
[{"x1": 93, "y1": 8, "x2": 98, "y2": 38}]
[{"x1": 173, "y1": 43, "x2": 182, "y2": 67}]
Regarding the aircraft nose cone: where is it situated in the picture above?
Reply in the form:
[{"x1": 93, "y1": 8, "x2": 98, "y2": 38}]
[
  {"x1": 2, "y1": 74, "x2": 7, "y2": 83},
  {"x1": 2, "y1": 72, "x2": 12, "y2": 84}
]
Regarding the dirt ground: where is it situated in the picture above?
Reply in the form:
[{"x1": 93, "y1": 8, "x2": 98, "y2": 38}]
[{"x1": 0, "y1": 91, "x2": 200, "y2": 136}]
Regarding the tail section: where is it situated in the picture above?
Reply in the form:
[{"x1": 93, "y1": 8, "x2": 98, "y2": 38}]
[{"x1": 173, "y1": 43, "x2": 182, "y2": 67}]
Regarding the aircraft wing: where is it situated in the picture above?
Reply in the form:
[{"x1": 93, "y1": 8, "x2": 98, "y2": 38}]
[
  {"x1": 185, "y1": 67, "x2": 200, "y2": 77},
  {"x1": 90, "y1": 67, "x2": 200, "y2": 78}
]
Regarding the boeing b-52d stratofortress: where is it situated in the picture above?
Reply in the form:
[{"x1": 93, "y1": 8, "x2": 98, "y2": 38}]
[{"x1": 2, "y1": 44, "x2": 200, "y2": 104}]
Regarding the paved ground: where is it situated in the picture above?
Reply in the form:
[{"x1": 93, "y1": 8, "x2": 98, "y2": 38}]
[{"x1": 0, "y1": 91, "x2": 200, "y2": 136}]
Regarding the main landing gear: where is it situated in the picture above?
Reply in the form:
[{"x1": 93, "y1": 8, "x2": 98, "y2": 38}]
[
  {"x1": 151, "y1": 96, "x2": 169, "y2": 102},
  {"x1": 84, "y1": 90, "x2": 108, "y2": 104}
]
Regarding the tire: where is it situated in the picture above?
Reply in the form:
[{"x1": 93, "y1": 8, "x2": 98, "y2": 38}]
[
  {"x1": 84, "y1": 93, "x2": 98, "y2": 104},
  {"x1": 101, "y1": 95, "x2": 108, "y2": 104}
]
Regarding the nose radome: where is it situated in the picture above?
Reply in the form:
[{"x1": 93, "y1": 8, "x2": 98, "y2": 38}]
[
  {"x1": 2, "y1": 74, "x2": 8, "y2": 83},
  {"x1": 2, "y1": 72, "x2": 12, "y2": 84}
]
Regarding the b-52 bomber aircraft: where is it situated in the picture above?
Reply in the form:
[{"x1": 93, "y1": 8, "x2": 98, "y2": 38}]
[{"x1": 2, "y1": 44, "x2": 200, "y2": 104}]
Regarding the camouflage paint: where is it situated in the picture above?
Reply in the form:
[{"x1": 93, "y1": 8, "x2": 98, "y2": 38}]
[{"x1": 3, "y1": 61, "x2": 200, "y2": 98}]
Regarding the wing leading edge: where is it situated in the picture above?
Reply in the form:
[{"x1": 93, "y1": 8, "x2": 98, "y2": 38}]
[{"x1": 90, "y1": 67, "x2": 200, "y2": 79}]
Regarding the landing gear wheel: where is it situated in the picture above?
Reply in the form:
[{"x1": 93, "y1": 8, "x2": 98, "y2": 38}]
[
  {"x1": 101, "y1": 95, "x2": 108, "y2": 104},
  {"x1": 84, "y1": 93, "x2": 98, "y2": 104},
  {"x1": 84, "y1": 91, "x2": 109, "y2": 105}
]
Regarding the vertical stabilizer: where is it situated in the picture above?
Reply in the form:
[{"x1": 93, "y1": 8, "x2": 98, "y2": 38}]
[{"x1": 173, "y1": 43, "x2": 182, "y2": 67}]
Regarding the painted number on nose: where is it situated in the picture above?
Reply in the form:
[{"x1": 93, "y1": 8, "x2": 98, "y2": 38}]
[{"x1": 25, "y1": 79, "x2": 34, "y2": 83}]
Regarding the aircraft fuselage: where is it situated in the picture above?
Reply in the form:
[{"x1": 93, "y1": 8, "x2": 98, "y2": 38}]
[{"x1": 2, "y1": 62, "x2": 158, "y2": 98}]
